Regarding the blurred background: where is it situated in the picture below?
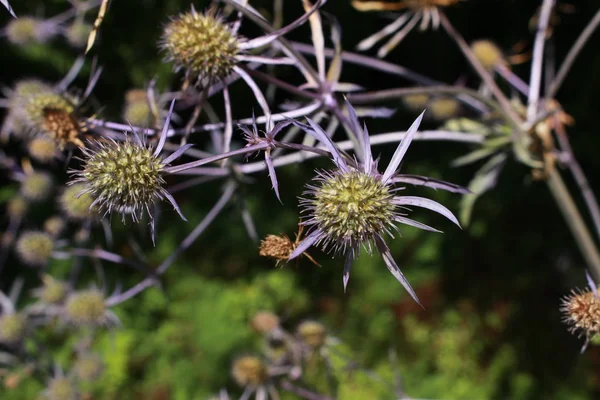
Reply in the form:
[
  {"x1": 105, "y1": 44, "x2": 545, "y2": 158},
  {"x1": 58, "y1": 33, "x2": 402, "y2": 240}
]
[{"x1": 1, "y1": 0, "x2": 600, "y2": 399}]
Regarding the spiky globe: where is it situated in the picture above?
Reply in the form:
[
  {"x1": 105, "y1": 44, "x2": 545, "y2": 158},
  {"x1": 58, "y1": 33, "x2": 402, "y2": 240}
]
[
  {"x1": 44, "y1": 216, "x2": 66, "y2": 237},
  {"x1": 21, "y1": 172, "x2": 54, "y2": 202},
  {"x1": 429, "y1": 97, "x2": 460, "y2": 120},
  {"x1": 16, "y1": 231, "x2": 54, "y2": 267},
  {"x1": 305, "y1": 170, "x2": 395, "y2": 251},
  {"x1": 6, "y1": 17, "x2": 38, "y2": 45},
  {"x1": 561, "y1": 289, "x2": 600, "y2": 340},
  {"x1": 231, "y1": 356, "x2": 267, "y2": 387},
  {"x1": 161, "y1": 9, "x2": 239, "y2": 84},
  {"x1": 45, "y1": 377, "x2": 77, "y2": 400},
  {"x1": 72, "y1": 138, "x2": 167, "y2": 221},
  {"x1": 60, "y1": 183, "x2": 95, "y2": 220},
  {"x1": 65, "y1": 289, "x2": 107, "y2": 326},
  {"x1": 0, "y1": 314, "x2": 26, "y2": 344},
  {"x1": 250, "y1": 311, "x2": 280, "y2": 334},
  {"x1": 65, "y1": 21, "x2": 92, "y2": 48},
  {"x1": 36, "y1": 276, "x2": 68, "y2": 305},
  {"x1": 471, "y1": 40, "x2": 504, "y2": 70},
  {"x1": 123, "y1": 90, "x2": 153, "y2": 127}
]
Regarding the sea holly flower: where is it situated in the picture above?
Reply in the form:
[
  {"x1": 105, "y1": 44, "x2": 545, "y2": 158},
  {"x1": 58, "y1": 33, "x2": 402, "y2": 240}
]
[
  {"x1": 290, "y1": 101, "x2": 464, "y2": 305},
  {"x1": 69, "y1": 100, "x2": 191, "y2": 242}
]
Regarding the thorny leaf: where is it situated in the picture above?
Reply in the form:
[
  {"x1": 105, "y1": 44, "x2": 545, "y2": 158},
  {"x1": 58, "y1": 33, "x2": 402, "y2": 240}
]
[{"x1": 1, "y1": 0, "x2": 15, "y2": 17}]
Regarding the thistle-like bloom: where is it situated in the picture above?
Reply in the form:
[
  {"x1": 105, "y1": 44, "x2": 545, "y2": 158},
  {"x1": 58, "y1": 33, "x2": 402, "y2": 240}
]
[
  {"x1": 561, "y1": 272, "x2": 600, "y2": 352},
  {"x1": 353, "y1": 0, "x2": 462, "y2": 57},
  {"x1": 290, "y1": 101, "x2": 464, "y2": 304},
  {"x1": 69, "y1": 101, "x2": 189, "y2": 240}
]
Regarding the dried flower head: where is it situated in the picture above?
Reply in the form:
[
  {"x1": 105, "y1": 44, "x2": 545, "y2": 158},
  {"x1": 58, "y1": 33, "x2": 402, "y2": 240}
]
[
  {"x1": 291, "y1": 101, "x2": 464, "y2": 302},
  {"x1": 353, "y1": 0, "x2": 463, "y2": 57},
  {"x1": 41, "y1": 107, "x2": 85, "y2": 149},
  {"x1": 45, "y1": 376, "x2": 78, "y2": 400},
  {"x1": 0, "y1": 313, "x2": 26, "y2": 344},
  {"x1": 297, "y1": 320, "x2": 327, "y2": 348},
  {"x1": 471, "y1": 40, "x2": 505, "y2": 70},
  {"x1": 69, "y1": 101, "x2": 186, "y2": 235},
  {"x1": 16, "y1": 231, "x2": 54, "y2": 267},
  {"x1": 21, "y1": 172, "x2": 54, "y2": 202},
  {"x1": 232, "y1": 356, "x2": 268, "y2": 387},
  {"x1": 7, "y1": 196, "x2": 28, "y2": 219},
  {"x1": 259, "y1": 225, "x2": 319, "y2": 267},
  {"x1": 28, "y1": 136, "x2": 58, "y2": 163},
  {"x1": 250, "y1": 311, "x2": 280, "y2": 334},
  {"x1": 60, "y1": 183, "x2": 96, "y2": 220},
  {"x1": 65, "y1": 289, "x2": 108, "y2": 326},
  {"x1": 74, "y1": 354, "x2": 103, "y2": 381},
  {"x1": 44, "y1": 216, "x2": 66, "y2": 237},
  {"x1": 161, "y1": 7, "x2": 239, "y2": 85},
  {"x1": 561, "y1": 288, "x2": 600, "y2": 341}
]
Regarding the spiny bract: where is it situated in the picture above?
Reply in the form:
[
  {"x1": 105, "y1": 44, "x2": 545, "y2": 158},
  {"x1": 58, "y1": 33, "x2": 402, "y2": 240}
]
[{"x1": 161, "y1": 8, "x2": 239, "y2": 84}]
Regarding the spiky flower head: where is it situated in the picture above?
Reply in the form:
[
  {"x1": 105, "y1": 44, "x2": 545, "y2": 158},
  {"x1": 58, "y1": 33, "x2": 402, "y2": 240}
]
[
  {"x1": 16, "y1": 231, "x2": 54, "y2": 267},
  {"x1": 21, "y1": 172, "x2": 54, "y2": 202},
  {"x1": 60, "y1": 183, "x2": 96, "y2": 220},
  {"x1": 65, "y1": 21, "x2": 92, "y2": 48},
  {"x1": 65, "y1": 289, "x2": 108, "y2": 326},
  {"x1": 561, "y1": 287, "x2": 600, "y2": 341},
  {"x1": 6, "y1": 17, "x2": 39, "y2": 44},
  {"x1": 471, "y1": 40, "x2": 504, "y2": 70},
  {"x1": 161, "y1": 7, "x2": 239, "y2": 85},
  {"x1": 28, "y1": 136, "x2": 58, "y2": 163},
  {"x1": 34, "y1": 275, "x2": 69, "y2": 305},
  {"x1": 291, "y1": 101, "x2": 464, "y2": 302},
  {"x1": 0, "y1": 313, "x2": 26, "y2": 344},
  {"x1": 44, "y1": 216, "x2": 66, "y2": 237},
  {"x1": 45, "y1": 376, "x2": 77, "y2": 400},
  {"x1": 231, "y1": 356, "x2": 268, "y2": 387},
  {"x1": 297, "y1": 320, "x2": 326, "y2": 348},
  {"x1": 69, "y1": 101, "x2": 186, "y2": 234},
  {"x1": 74, "y1": 354, "x2": 103, "y2": 381}
]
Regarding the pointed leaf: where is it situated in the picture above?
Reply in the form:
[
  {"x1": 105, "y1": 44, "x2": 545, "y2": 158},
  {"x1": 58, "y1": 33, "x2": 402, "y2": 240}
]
[
  {"x1": 343, "y1": 253, "x2": 353, "y2": 293},
  {"x1": 265, "y1": 151, "x2": 281, "y2": 203},
  {"x1": 394, "y1": 196, "x2": 461, "y2": 228},
  {"x1": 586, "y1": 269, "x2": 599, "y2": 298},
  {"x1": 162, "y1": 144, "x2": 193, "y2": 165},
  {"x1": 344, "y1": 98, "x2": 372, "y2": 172},
  {"x1": 376, "y1": 238, "x2": 423, "y2": 307},
  {"x1": 460, "y1": 154, "x2": 506, "y2": 226},
  {"x1": 395, "y1": 216, "x2": 442, "y2": 233},
  {"x1": 294, "y1": 118, "x2": 349, "y2": 172},
  {"x1": 1, "y1": 0, "x2": 16, "y2": 17},
  {"x1": 302, "y1": 0, "x2": 326, "y2": 81},
  {"x1": 393, "y1": 174, "x2": 470, "y2": 194},
  {"x1": 155, "y1": 99, "x2": 175, "y2": 157},
  {"x1": 382, "y1": 111, "x2": 425, "y2": 183}
]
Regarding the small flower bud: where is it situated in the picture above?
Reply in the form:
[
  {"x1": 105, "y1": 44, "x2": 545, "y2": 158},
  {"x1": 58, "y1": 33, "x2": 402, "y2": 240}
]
[
  {"x1": 231, "y1": 356, "x2": 268, "y2": 387},
  {"x1": 0, "y1": 313, "x2": 26, "y2": 344},
  {"x1": 161, "y1": 9, "x2": 239, "y2": 84},
  {"x1": 429, "y1": 97, "x2": 460, "y2": 120},
  {"x1": 21, "y1": 172, "x2": 54, "y2": 202},
  {"x1": 65, "y1": 21, "x2": 92, "y2": 48},
  {"x1": 74, "y1": 354, "x2": 103, "y2": 381},
  {"x1": 35, "y1": 275, "x2": 69, "y2": 305},
  {"x1": 402, "y1": 93, "x2": 429, "y2": 111},
  {"x1": 44, "y1": 216, "x2": 66, "y2": 237},
  {"x1": 7, "y1": 196, "x2": 28, "y2": 219},
  {"x1": 28, "y1": 136, "x2": 58, "y2": 163},
  {"x1": 16, "y1": 231, "x2": 54, "y2": 267},
  {"x1": 297, "y1": 320, "x2": 326, "y2": 348},
  {"x1": 65, "y1": 289, "x2": 107, "y2": 326},
  {"x1": 6, "y1": 17, "x2": 39, "y2": 45},
  {"x1": 250, "y1": 311, "x2": 280, "y2": 334},
  {"x1": 45, "y1": 377, "x2": 77, "y2": 400},
  {"x1": 123, "y1": 90, "x2": 154, "y2": 127},
  {"x1": 471, "y1": 40, "x2": 504, "y2": 70}
]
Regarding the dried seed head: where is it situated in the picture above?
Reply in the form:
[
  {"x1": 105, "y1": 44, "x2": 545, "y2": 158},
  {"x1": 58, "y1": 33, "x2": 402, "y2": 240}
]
[
  {"x1": 0, "y1": 314, "x2": 26, "y2": 344},
  {"x1": 16, "y1": 231, "x2": 54, "y2": 267},
  {"x1": 6, "y1": 17, "x2": 39, "y2": 44},
  {"x1": 231, "y1": 356, "x2": 268, "y2": 387},
  {"x1": 429, "y1": 97, "x2": 460, "y2": 120},
  {"x1": 45, "y1": 377, "x2": 77, "y2": 400},
  {"x1": 21, "y1": 172, "x2": 54, "y2": 202},
  {"x1": 60, "y1": 183, "x2": 95, "y2": 220},
  {"x1": 259, "y1": 235, "x2": 294, "y2": 263},
  {"x1": 7, "y1": 196, "x2": 28, "y2": 219},
  {"x1": 44, "y1": 216, "x2": 66, "y2": 237},
  {"x1": 250, "y1": 311, "x2": 280, "y2": 334},
  {"x1": 402, "y1": 93, "x2": 429, "y2": 111},
  {"x1": 297, "y1": 320, "x2": 326, "y2": 348},
  {"x1": 74, "y1": 354, "x2": 103, "y2": 381},
  {"x1": 65, "y1": 21, "x2": 92, "y2": 48},
  {"x1": 161, "y1": 9, "x2": 239, "y2": 84},
  {"x1": 28, "y1": 136, "x2": 58, "y2": 163},
  {"x1": 72, "y1": 138, "x2": 166, "y2": 222},
  {"x1": 65, "y1": 289, "x2": 107, "y2": 326},
  {"x1": 308, "y1": 170, "x2": 395, "y2": 251},
  {"x1": 41, "y1": 108, "x2": 84, "y2": 149},
  {"x1": 36, "y1": 275, "x2": 68, "y2": 305},
  {"x1": 471, "y1": 40, "x2": 504, "y2": 69},
  {"x1": 561, "y1": 289, "x2": 600, "y2": 340}
]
